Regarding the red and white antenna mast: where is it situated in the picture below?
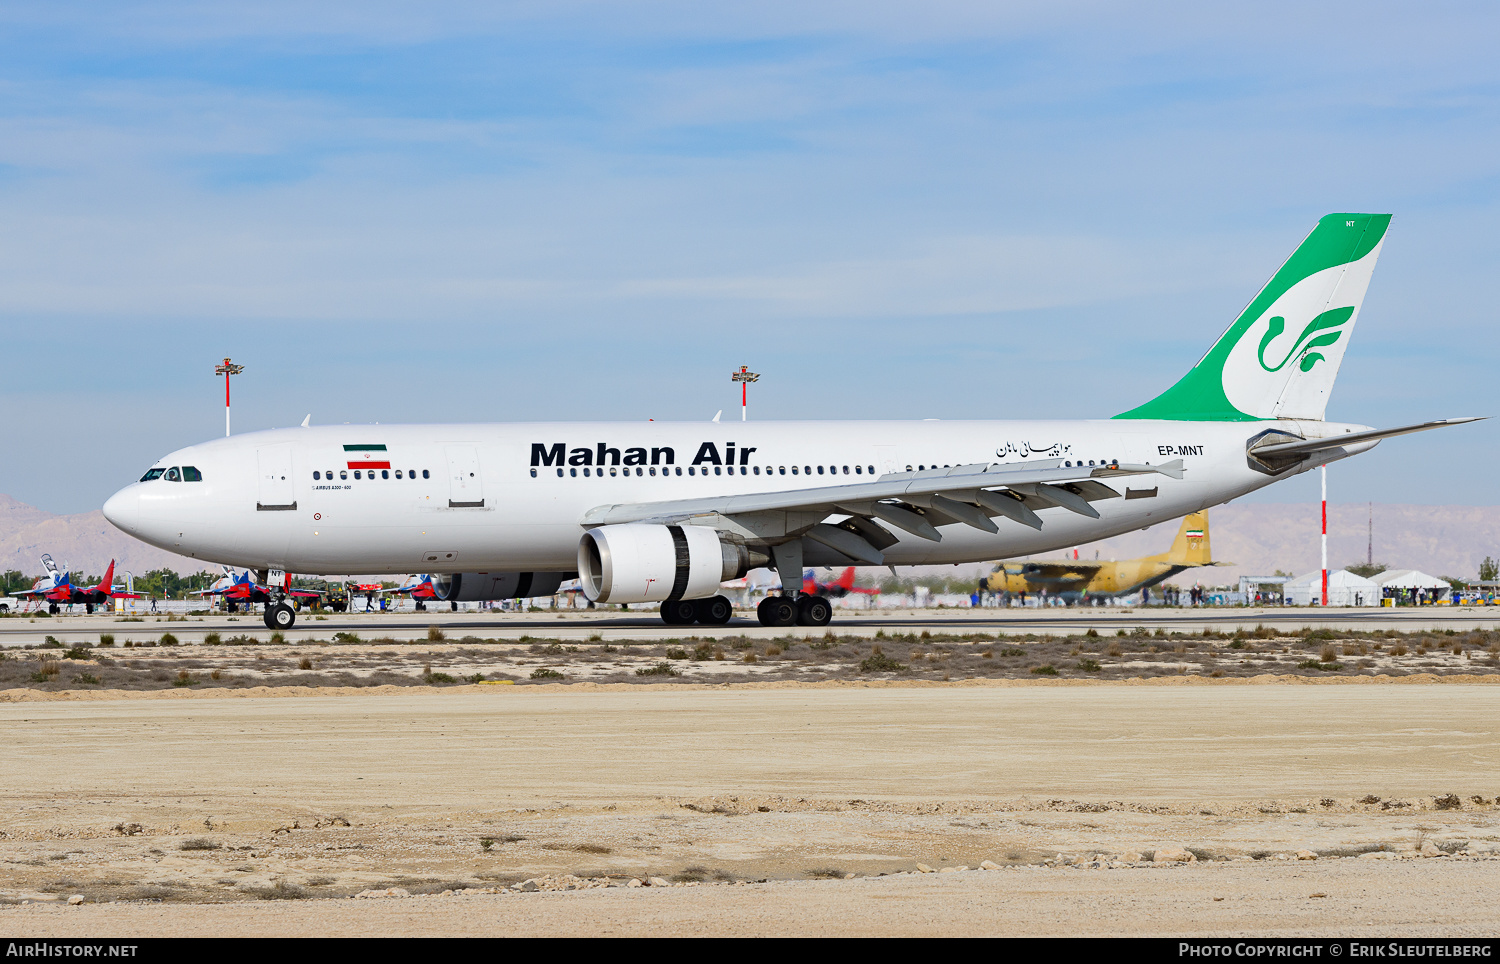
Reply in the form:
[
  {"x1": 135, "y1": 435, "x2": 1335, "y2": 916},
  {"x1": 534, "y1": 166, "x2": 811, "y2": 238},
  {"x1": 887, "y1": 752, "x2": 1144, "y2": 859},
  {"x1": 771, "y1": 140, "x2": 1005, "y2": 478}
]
[
  {"x1": 1321, "y1": 465, "x2": 1329, "y2": 607},
  {"x1": 215, "y1": 357, "x2": 244, "y2": 437}
]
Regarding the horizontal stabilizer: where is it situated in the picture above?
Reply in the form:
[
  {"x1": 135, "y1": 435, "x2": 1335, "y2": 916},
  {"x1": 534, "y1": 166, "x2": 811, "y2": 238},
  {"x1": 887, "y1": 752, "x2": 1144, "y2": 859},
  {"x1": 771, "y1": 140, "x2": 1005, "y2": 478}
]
[{"x1": 1251, "y1": 417, "x2": 1484, "y2": 459}]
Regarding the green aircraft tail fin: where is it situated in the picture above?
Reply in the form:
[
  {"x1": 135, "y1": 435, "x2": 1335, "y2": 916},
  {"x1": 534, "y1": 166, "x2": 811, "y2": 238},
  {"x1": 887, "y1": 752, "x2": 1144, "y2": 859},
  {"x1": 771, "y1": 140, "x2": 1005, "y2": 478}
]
[{"x1": 1116, "y1": 214, "x2": 1391, "y2": 422}]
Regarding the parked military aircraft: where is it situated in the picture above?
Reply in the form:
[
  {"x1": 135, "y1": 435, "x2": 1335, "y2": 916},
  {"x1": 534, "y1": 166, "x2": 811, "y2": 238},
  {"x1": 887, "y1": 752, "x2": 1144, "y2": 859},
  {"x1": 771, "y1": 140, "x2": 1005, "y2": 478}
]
[{"x1": 980, "y1": 511, "x2": 1226, "y2": 601}]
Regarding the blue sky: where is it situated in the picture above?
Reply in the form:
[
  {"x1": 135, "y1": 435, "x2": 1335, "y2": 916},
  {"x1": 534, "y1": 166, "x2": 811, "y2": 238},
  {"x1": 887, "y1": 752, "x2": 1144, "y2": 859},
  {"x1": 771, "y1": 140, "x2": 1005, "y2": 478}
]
[{"x1": 2, "y1": 1, "x2": 1497, "y2": 513}]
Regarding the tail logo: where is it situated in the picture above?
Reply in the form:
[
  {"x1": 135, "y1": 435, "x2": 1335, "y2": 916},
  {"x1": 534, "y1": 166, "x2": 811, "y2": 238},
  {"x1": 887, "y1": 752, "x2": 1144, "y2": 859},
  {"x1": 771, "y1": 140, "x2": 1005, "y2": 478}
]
[{"x1": 1256, "y1": 306, "x2": 1355, "y2": 374}]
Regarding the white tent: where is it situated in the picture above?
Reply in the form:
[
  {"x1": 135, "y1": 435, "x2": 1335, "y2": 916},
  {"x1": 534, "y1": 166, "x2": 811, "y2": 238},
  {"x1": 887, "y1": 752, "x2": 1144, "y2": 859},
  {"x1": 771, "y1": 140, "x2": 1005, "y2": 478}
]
[
  {"x1": 1372, "y1": 569, "x2": 1451, "y2": 590},
  {"x1": 1285, "y1": 569, "x2": 1379, "y2": 607}
]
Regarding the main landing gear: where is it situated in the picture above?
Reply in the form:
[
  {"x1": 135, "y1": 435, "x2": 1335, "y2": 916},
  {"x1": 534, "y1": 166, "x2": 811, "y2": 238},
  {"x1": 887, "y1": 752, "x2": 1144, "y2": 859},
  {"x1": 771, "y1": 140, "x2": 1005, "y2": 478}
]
[
  {"x1": 756, "y1": 594, "x2": 832, "y2": 628},
  {"x1": 263, "y1": 601, "x2": 296, "y2": 631},
  {"x1": 659, "y1": 595, "x2": 733, "y2": 626}
]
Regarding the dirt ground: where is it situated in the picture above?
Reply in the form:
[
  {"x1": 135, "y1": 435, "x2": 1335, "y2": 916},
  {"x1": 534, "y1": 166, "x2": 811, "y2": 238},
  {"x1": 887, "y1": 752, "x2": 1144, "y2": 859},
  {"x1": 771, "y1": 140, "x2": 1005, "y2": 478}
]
[{"x1": 2, "y1": 680, "x2": 1498, "y2": 936}]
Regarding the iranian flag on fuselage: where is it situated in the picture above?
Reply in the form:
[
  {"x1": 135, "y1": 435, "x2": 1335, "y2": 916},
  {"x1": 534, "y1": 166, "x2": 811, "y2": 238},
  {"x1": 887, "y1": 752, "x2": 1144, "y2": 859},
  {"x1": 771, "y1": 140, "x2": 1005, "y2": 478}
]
[{"x1": 344, "y1": 443, "x2": 390, "y2": 470}]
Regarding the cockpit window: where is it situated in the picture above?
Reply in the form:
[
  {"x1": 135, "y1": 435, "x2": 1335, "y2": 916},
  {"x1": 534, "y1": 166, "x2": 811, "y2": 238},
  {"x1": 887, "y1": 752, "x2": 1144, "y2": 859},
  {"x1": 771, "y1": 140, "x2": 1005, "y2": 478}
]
[
  {"x1": 165, "y1": 467, "x2": 181, "y2": 482},
  {"x1": 139, "y1": 468, "x2": 166, "y2": 482},
  {"x1": 181, "y1": 466, "x2": 203, "y2": 481}
]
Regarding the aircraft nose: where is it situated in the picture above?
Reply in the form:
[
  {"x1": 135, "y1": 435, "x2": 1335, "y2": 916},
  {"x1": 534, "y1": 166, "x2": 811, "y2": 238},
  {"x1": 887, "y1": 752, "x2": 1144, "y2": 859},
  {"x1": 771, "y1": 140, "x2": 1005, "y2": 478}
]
[{"x1": 102, "y1": 486, "x2": 142, "y2": 535}]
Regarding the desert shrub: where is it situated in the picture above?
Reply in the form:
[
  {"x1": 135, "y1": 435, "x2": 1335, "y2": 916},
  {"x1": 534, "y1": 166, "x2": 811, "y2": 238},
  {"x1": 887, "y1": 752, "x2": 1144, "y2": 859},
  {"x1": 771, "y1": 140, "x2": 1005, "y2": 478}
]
[
  {"x1": 853, "y1": 651, "x2": 900, "y2": 673},
  {"x1": 530, "y1": 667, "x2": 564, "y2": 680},
  {"x1": 159, "y1": 633, "x2": 178, "y2": 646},
  {"x1": 1030, "y1": 665, "x2": 1059, "y2": 676},
  {"x1": 203, "y1": 632, "x2": 222, "y2": 645},
  {"x1": 427, "y1": 626, "x2": 445, "y2": 642},
  {"x1": 666, "y1": 648, "x2": 689, "y2": 660},
  {"x1": 636, "y1": 662, "x2": 679, "y2": 677},
  {"x1": 98, "y1": 633, "x2": 114, "y2": 646},
  {"x1": 1077, "y1": 658, "x2": 1102, "y2": 672}
]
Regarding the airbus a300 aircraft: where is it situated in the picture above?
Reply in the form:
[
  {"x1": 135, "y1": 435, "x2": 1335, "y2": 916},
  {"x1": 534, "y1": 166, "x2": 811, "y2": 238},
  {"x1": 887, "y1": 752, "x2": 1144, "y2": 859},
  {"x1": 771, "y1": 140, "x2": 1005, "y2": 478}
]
[{"x1": 102, "y1": 214, "x2": 1479, "y2": 631}]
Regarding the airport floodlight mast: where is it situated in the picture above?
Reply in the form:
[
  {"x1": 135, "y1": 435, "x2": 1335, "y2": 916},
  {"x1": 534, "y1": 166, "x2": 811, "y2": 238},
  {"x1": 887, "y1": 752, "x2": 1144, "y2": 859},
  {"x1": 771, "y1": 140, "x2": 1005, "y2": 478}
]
[
  {"x1": 214, "y1": 358, "x2": 244, "y2": 437},
  {"x1": 732, "y1": 366, "x2": 760, "y2": 421}
]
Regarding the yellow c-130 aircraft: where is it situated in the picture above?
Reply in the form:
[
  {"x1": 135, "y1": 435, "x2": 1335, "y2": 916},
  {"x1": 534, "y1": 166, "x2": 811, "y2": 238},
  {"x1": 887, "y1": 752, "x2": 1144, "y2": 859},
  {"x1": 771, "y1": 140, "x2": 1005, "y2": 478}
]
[{"x1": 980, "y1": 511, "x2": 1228, "y2": 601}]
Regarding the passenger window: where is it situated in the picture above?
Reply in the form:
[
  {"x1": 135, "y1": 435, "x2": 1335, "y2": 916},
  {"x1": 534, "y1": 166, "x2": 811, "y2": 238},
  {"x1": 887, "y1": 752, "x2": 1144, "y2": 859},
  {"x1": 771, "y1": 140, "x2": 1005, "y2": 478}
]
[
  {"x1": 354, "y1": 470, "x2": 361, "y2": 480},
  {"x1": 714, "y1": 466, "x2": 721, "y2": 476},
  {"x1": 556, "y1": 468, "x2": 563, "y2": 477},
  {"x1": 584, "y1": 467, "x2": 591, "y2": 477},
  {"x1": 842, "y1": 466, "x2": 849, "y2": 474},
  {"x1": 817, "y1": 466, "x2": 824, "y2": 475},
  {"x1": 395, "y1": 470, "x2": 403, "y2": 478},
  {"x1": 675, "y1": 467, "x2": 682, "y2": 476},
  {"x1": 854, "y1": 465, "x2": 861, "y2": 474},
  {"x1": 649, "y1": 467, "x2": 656, "y2": 476},
  {"x1": 868, "y1": 466, "x2": 874, "y2": 474},
  {"x1": 314, "y1": 471, "x2": 321, "y2": 480},
  {"x1": 165, "y1": 467, "x2": 181, "y2": 482},
  {"x1": 804, "y1": 466, "x2": 811, "y2": 475},
  {"x1": 382, "y1": 470, "x2": 389, "y2": 479},
  {"x1": 139, "y1": 468, "x2": 166, "y2": 482},
  {"x1": 570, "y1": 468, "x2": 577, "y2": 477},
  {"x1": 422, "y1": 470, "x2": 430, "y2": 479},
  {"x1": 791, "y1": 466, "x2": 798, "y2": 475},
  {"x1": 753, "y1": 466, "x2": 760, "y2": 475},
  {"x1": 182, "y1": 466, "x2": 203, "y2": 481},
  {"x1": 779, "y1": 467, "x2": 785, "y2": 475},
  {"x1": 530, "y1": 468, "x2": 537, "y2": 478},
  {"x1": 610, "y1": 467, "x2": 617, "y2": 477},
  {"x1": 688, "y1": 467, "x2": 695, "y2": 476},
  {"x1": 340, "y1": 470, "x2": 348, "y2": 480}
]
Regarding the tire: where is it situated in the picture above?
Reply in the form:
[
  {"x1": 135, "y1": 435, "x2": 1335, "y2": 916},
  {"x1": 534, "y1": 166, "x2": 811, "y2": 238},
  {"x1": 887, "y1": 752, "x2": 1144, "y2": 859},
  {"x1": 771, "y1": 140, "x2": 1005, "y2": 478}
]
[
  {"x1": 262, "y1": 606, "x2": 276, "y2": 630},
  {"x1": 270, "y1": 603, "x2": 296, "y2": 631},
  {"x1": 693, "y1": 595, "x2": 733, "y2": 625},
  {"x1": 757, "y1": 596, "x2": 798, "y2": 627},
  {"x1": 797, "y1": 595, "x2": 832, "y2": 627},
  {"x1": 660, "y1": 598, "x2": 697, "y2": 625}
]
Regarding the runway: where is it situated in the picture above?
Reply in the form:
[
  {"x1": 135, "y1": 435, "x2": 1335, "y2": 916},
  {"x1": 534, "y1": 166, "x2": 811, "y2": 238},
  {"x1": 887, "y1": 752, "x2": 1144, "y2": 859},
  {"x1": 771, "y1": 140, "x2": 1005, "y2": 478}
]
[{"x1": 3, "y1": 604, "x2": 1498, "y2": 647}]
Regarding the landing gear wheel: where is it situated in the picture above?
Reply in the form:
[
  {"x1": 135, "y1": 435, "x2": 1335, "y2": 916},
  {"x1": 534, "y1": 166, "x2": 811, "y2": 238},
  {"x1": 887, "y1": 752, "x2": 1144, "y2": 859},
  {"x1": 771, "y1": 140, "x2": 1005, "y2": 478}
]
[
  {"x1": 415, "y1": 601, "x2": 425, "y2": 612},
  {"x1": 85, "y1": 603, "x2": 95, "y2": 614},
  {"x1": 451, "y1": 601, "x2": 458, "y2": 612},
  {"x1": 797, "y1": 594, "x2": 832, "y2": 627},
  {"x1": 266, "y1": 603, "x2": 296, "y2": 631},
  {"x1": 693, "y1": 595, "x2": 733, "y2": 625},
  {"x1": 757, "y1": 596, "x2": 798, "y2": 627},
  {"x1": 49, "y1": 603, "x2": 59, "y2": 614},
  {"x1": 660, "y1": 598, "x2": 697, "y2": 625}
]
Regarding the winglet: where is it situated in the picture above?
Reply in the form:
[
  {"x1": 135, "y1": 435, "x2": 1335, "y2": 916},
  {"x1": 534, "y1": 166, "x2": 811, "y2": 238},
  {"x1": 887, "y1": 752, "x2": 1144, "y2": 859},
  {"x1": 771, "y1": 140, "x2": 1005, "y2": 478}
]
[{"x1": 301, "y1": 414, "x2": 311, "y2": 427}]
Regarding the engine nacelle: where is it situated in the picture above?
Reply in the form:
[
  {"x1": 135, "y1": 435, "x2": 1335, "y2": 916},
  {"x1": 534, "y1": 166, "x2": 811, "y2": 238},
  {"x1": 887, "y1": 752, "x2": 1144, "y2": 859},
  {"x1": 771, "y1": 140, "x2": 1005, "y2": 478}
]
[
  {"x1": 578, "y1": 524, "x2": 765, "y2": 604},
  {"x1": 432, "y1": 571, "x2": 574, "y2": 602}
]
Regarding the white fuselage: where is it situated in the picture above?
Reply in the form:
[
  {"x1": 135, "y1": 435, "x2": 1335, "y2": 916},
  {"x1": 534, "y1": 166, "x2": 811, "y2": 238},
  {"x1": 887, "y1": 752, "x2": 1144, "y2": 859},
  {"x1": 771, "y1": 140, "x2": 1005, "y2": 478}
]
[{"x1": 101, "y1": 418, "x2": 1372, "y2": 575}]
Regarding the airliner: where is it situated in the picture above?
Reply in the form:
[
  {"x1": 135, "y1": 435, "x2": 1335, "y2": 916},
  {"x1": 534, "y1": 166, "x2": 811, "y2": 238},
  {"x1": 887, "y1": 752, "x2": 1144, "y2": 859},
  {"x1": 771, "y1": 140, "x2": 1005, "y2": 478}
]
[{"x1": 102, "y1": 214, "x2": 1479, "y2": 631}]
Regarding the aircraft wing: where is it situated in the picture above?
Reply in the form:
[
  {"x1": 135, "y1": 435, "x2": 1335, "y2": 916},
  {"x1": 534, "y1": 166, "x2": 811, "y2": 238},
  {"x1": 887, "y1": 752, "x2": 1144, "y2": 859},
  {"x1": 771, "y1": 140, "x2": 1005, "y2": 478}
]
[
  {"x1": 582, "y1": 458, "x2": 1184, "y2": 566},
  {"x1": 1008, "y1": 561, "x2": 1107, "y2": 579}
]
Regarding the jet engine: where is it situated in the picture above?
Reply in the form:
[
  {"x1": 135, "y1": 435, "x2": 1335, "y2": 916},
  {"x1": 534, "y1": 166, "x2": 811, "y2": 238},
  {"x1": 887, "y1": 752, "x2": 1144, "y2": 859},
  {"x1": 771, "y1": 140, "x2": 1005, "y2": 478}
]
[
  {"x1": 578, "y1": 524, "x2": 767, "y2": 604},
  {"x1": 431, "y1": 571, "x2": 574, "y2": 602}
]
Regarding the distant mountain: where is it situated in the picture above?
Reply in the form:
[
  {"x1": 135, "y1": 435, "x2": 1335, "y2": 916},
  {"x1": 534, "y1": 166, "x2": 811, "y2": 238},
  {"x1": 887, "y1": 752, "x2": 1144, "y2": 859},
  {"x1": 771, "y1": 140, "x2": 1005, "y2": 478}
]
[
  {"x1": 0, "y1": 493, "x2": 207, "y2": 581},
  {"x1": 1053, "y1": 503, "x2": 1500, "y2": 588}
]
